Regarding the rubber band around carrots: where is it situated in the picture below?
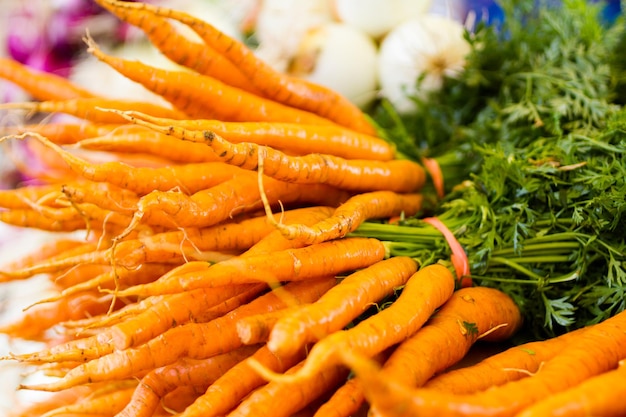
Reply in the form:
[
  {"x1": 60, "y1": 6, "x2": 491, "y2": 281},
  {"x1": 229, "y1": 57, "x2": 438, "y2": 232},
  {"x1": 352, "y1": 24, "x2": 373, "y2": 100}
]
[
  {"x1": 421, "y1": 157, "x2": 445, "y2": 199},
  {"x1": 421, "y1": 217, "x2": 471, "y2": 287}
]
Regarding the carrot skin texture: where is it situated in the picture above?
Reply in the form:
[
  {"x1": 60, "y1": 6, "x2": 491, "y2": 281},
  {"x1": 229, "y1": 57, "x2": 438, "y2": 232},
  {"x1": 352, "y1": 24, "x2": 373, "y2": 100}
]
[
  {"x1": 114, "y1": 114, "x2": 425, "y2": 192},
  {"x1": 21, "y1": 278, "x2": 337, "y2": 391},
  {"x1": 0, "y1": 57, "x2": 96, "y2": 101},
  {"x1": 1, "y1": 97, "x2": 187, "y2": 124},
  {"x1": 228, "y1": 361, "x2": 350, "y2": 417},
  {"x1": 423, "y1": 327, "x2": 587, "y2": 394},
  {"x1": 344, "y1": 309, "x2": 626, "y2": 417},
  {"x1": 514, "y1": 361, "x2": 626, "y2": 417},
  {"x1": 254, "y1": 263, "x2": 455, "y2": 384},
  {"x1": 117, "y1": 346, "x2": 260, "y2": 417},
  {"x1": 86, "y1": 38, "x2": 339, "y2": 126},
  {"x1": 380, "y1": 286, "x2": 523, "y2": 388},
  {"x1": 273, "y1": 191, "x2": 424, "y2": 244},
  {"x1": 93, "y1": 0, "x2": 377, "y2": 135},
  {"x1": 115, "y1": 237, "x2": 386, "y2": 296},
  {"x1": 93, "y1": 0, "x2": 261, "y2": 95},
  {"x1": 109, "y1": 110, "x2": 395, "y2": 161},
  {"x1": 180, "y1": 345, "x2": 306, "y2": 417},
  {"x1": 267, "y1": 256, "x2": 419, "y2": 358}
]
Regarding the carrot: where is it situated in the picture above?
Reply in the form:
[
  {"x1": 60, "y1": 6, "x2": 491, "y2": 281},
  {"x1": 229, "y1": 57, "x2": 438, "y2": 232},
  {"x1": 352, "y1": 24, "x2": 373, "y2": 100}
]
[
  {"x1": 113, "y1": 237, "x2": 385, "y2": 297},
  {"x1": 37, "y1": 380, "x2": 137, "y2": 417},
  {"x1": 267, "y1": 256, "x2": 418, "y2": 359},
  {"x1": 0, "y1": 57, "x2": 96, "y2": 101},
  {"x1": 313, "y1": 350, "x2": 391, "y2": 417},
  {"x1": 94, "y1": 0, "x2": 378, "y2": 135},
  {"x1": 422, "y1": 327, "x2": 588, "y2": 394},
  {"x1": 236, "y1": 306, "x2": 305, "y2": 346},
  {"x1": 84, "y1": 36, "x2": 340, "y2": 126},
  {"x1": 340, "y1": 309, "x2": 626, "y2": 417},
  {"x1": 0, "y1": 97, "x2": 187, "y2": 124},
  {"x1": 0, "y1": 183, "x2": 67, "y2": 210},
  {"x1": 110, "y1": 111, "x2": 426, "y2": 193},
  {"x1": 93, "y1": 0, "x2": 260, "y2": 95},
  {"x1": 180, "y1": 345, "x2": 307, "y2": 417},
  {"x1": 61, "y1": 182, "x2": 138, "y2": 213},
  {"x1": 117, "y1": 345, "x2": 260, "y2": 417},
  {"x1": 228, "y1": 359, "x2": 351, "y2": 417},
  {"x1": 267, "y1": 191, "x2": 423, "y2": 245},
  {"x1": 77, "y1": 130, "x2": 223, "y2": 163},
  {"x1": 0, "y1": 240, "x2": 101, "y2": 281},
  {"x1": 114, "y1": 172, "x2": 350, "y2": 236},
  {"x1": 0, "y1": 208, "x2": 91, "y2": 232},
  {"x1": 249, "y1": 263, "x2": 455, "y2": 384},
  {"x1": 109, "y1": 283, "x2": 268, "y2": 350},
  {"x1": 2, "y1": 122, "x2": 130, "y2": 145},
  {"x1": 106, "y1": 110, "x2": 395, "y2": 161},
  {"x1": 7, "y1": 385, "x2": 101, "y2": 417},
  {"x1": 515, "y1": 360, "x2": 626, "y2": 417},
  {"x1": 0, "y1": 290, "x2": 117, "y2": 340},
  {"x1": 7, "y1": 131, "x2": 247, "y2": 196},
  {"x1": 8, "y1": 284, "x2": 260, "y2": 364},
  {"x1": 377, "y1": 286, "x2": 523, "y2": 389},
  {"x1": 0, "y1": 238, "x2": 86, "y2": 271},
  {"x1": 19, "y1": 278, "x2": 337, "y2": 391}
]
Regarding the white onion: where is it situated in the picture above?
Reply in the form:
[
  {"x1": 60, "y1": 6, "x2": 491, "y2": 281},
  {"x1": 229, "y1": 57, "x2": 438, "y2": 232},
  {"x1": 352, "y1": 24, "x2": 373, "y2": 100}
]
[
  {"x1": 289, "y1": 22, "x2": 379, "y2": 108},
  {"x1": 253, "y1": 0, "x2": 334, "y2": 72},
  {"x1": 377, "y1": 14, "x2": 470, "y2": 114},
  {"x1": 332, "y1": 0, "x2": 433, "y2": 39}
]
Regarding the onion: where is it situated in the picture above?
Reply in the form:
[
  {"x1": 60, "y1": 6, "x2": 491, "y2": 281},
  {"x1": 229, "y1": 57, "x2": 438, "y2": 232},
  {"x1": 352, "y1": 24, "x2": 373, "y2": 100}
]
[
  {"x1": 377, "y1": 14, "x2": 470, "y2": 114},
  {"x1": 253, "y1": 0, "x2": 334, "y2": 72},
  {"x1": 332, "y1": 0, "x2": 433, "y2": 39},
  {"x1": 288, "y1": 22, "x2": 379, "y2": 108}
]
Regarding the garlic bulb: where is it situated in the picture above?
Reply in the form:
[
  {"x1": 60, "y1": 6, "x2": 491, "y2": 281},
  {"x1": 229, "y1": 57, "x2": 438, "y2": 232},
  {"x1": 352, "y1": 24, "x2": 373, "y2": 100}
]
[
  {"x1": 289, "y1": 22, "x2": 379, "y2": 108},
  {"x1": 377, "y1": 14, "x2": 470, "y2": 114},
  {"x1": 332, "y1": 0, "x2": 433, "y2": 39}
]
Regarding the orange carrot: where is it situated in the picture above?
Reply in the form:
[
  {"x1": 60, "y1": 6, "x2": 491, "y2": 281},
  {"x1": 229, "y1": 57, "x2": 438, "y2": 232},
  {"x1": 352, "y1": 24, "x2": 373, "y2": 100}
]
[
  {"x1": 180, "y1": 345, "x2": 307, "y2": 417},
  {"x1": 0, "y1": 290, "x2": 116, "y2": 341},
  {"x1": 0, "y1": 208, "x2": 90, "y2": 232},
  {"x1": 19, "y1": 278, "x2": 337, "y2": 391},
  {"x1": 8, "y1": 385, "x2": 102, "y2": 417},
  {"x1": 109, "y1": 283, "x2": 268, "y2": 350},
  {"x1": 94, "y1": 0, "x2": 377, "y2": 135},
  {"x1": 117, "y1": 345, "x2": 259, "y2": 417},
  {"x1": 515, "y1": 360, "x2": 626, "y2": 417},
  {"x1": 268, "y1": 191, "x2": 423, "y2": 245},
  {"x1": 0, "y1": 57, "x2": 96, "y2": 101},
  {"x1": 340, "y1": 309, "x2": 626, "y2": 417},
  {"x1": 107, "y1": 110, "x2": 395, "y2": 160},
  {"x1": 0, "y1": 183, "x2": 67, "y2": 210},
  {"x1": 115, "y1": 172, "x2": 350, "y2": 234},
  {"x1": 37, "y1": 380, "x2": 137, "y2": 417},
  {"x1": 267, "y1": 256, "x2": 418, "y2": 359},
  {"x1": 249, "y1": 263, "x2": 455, "y2": 384},
  {"x1": 61, "y1": 182, "x2": 138, "y2": 213},
  {"x1": 85, "y1": 36, "x2": 339, "y2": 126},
  {"x1": 93, "y1": 0, "x2": 260, "y2": 95},
  {"x1": 0, "y1": 97, "x2": 187, "y2": 124},
  {"x1": 110, "y1": 111, "x2": 426, "y2": 193},
  {"x1": 423, "y1": 327, "x2": 588, "y2": 394},
  {"x1": 378, "y1": 286, "x2": 523, "y2": 389},
  {"x1": 77, "y1": 130, "x2": 222, "y2": 163},
  {"x1": 229, "y1": 359, "x2": 350, "y2": 417},
  {"x1": 113, "y1": 237, "x2": 385, "y2": 297},
  {"x1": 236, "y1": 306, "x2": 305, "y2": 346},
  {"x1": 2, "y1": 122, "x2": 130, "y2": 145}
]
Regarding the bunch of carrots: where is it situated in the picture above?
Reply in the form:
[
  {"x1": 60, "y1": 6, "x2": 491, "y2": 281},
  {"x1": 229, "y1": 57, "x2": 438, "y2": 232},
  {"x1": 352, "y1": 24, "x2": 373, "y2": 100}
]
[{"x1": 0, "y1": 1, "x2": 625, "y2": 416}]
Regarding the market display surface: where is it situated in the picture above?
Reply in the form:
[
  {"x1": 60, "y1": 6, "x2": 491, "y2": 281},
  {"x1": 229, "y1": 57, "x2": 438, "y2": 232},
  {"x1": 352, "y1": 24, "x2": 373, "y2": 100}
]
[{"x1": 0, "y1": 0, "x2": 625, "y2": 416}]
